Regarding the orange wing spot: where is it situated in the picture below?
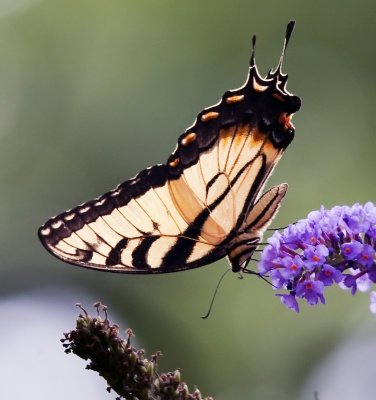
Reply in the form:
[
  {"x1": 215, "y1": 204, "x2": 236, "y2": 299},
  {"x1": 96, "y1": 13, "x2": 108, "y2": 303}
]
[
  {"x1": 169, "y1": 157, "x2": 180, "y2": 168},
  {"x1": 272, "y1": 93, "x2": 285, "y2": 102},
  {"x1": 252, "y1": 77, "x2": 268, "y2": 92},
  {"x1": 278, "y1": 112, "x2": 295, "y2": 131},
  {"x1": 201, "y1": 111, "x2": 220, "y2": 122},
  {"x1": 226, "y1": 94, "x2": 245, "y2": 104},
  {"x1": 181, "y1": 132, "x2": 197, "y2": 146}
]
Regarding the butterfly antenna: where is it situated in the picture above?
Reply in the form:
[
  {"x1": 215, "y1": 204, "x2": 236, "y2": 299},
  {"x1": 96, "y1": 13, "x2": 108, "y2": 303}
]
[
  {"x1": 242, "y1": 266, "x2": 277, "y2": 288},
  {"x1": 275, "y1": 20, "x2": 296, "y2": 73},
  {"x1": 201, "y1": 268, "x2": 231, "y2": 319},
  {"x1": 267, "y1": 220, "x2": 299, "y2": 231},
  {"x1": 267, "y1": 225, "x2": 288, "y2": 231},
  {"x1": 250, "y1": 34, "x2": 257, "y2": 67},
  {"x1": 240, "y1": 258, "x2": 277, "y2": 288}
]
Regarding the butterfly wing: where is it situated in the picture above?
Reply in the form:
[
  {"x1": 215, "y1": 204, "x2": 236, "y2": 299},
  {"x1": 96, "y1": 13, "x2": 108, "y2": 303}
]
[
  {"x1": 38, "y1": 163, "x2": 225, "y2": 273},
  {"x1": 227, "y1": 183, "x2": 289, "y2": 271},
  {"x1": 38, "y1": 29, "x2": 301, "y2": 274}
]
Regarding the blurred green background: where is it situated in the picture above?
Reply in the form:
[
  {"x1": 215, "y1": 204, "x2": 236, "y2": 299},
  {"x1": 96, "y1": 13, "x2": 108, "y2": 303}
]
[{"x1": 1, "y1": 0, "x2": 375, "y2": 399}]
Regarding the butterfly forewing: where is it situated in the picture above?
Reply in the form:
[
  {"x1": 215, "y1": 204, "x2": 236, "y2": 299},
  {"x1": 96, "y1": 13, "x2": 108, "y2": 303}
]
[{"x1": 39, "y1": 23, "x2": 301, "y2": 273}]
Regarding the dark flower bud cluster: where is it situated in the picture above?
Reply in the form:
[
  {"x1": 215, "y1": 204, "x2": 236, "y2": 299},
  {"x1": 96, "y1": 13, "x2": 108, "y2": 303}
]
[
  {"x1": 61, "y1": 302, "x2": 213, "y2": 400},
  {"x1": 258, "y1": 202, "x2": 376, "y2": 312}
]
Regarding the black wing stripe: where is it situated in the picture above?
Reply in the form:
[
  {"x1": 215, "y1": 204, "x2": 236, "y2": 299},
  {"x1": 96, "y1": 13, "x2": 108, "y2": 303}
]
[
  {"x1": 132, "y1": 236, "x2": 159, "y2": 270},
  {"x1": 206, "y1": 172, "x2": 223, "y2": 195},
  {"x1": 106, "y1": 238, "x2": 129, "y2": 266},
  {"x1": 161, "y1": 210, "x2": 211, "y2": 269}
]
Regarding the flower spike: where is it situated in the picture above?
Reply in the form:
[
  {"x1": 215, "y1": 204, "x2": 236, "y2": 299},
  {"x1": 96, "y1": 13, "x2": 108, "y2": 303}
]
[{"x1": 259, "y1": 202, "x2": 376, "y2": 313}]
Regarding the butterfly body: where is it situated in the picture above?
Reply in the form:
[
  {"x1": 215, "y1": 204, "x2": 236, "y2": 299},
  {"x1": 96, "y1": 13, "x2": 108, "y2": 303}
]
[{"x1": 39, "y1": 22, "x2": 301, "y2": 274}]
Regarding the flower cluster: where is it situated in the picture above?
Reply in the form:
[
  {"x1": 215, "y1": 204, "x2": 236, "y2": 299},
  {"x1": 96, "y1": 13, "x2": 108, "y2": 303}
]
[
  {"x1": 258, "y1": 202, "x2": 376, "y2": 313},
  {"x1": 62, "y1": 302, "x2": 212, "y2": 400}
]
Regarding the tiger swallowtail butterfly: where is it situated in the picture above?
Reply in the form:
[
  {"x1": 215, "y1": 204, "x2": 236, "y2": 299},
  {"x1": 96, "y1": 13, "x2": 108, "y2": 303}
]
[{"x1": 38, "y1": 21, "x2": 301, "y2": 274}]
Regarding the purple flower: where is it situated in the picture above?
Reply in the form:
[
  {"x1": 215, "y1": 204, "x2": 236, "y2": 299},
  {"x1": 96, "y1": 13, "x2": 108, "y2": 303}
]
[
  {"x1": 303, "y1": 245, "x2": 329, "y2": 270},
  {"x1": 268, "y1": 269, "x2": 286, "y2": 290},
  {"x1": 279, "y1": 255, "x2": 304, "y2": 279},
  {"x1": 318, "y1": 264, "x2": 343, "y2": 286},
  {"x1": 358, "y1": 244, "x2": 375, "y2": 267},
  {"x1": 342, "y1": 274, "x2": 358, "y2": 295},
  {"x1": 258, "y1": 202, "x2": 376, "y2": 313},
  {"x1": 258, "y1": 234, "x2": 281, "y2": 274},
  {"x1": 296, "y1": 279, "x2": 325, "y2": 305},
  {"x1": 276, "y1": 294, "x2": 299, "y2": 313},
  {"x1": 341, "y1": 241, "x2": 363, "y2": 260}
]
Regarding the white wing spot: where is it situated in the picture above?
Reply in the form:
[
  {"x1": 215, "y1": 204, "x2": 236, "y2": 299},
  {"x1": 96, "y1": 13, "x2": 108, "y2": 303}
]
[
  {"x1": 64, "y1": 213, "x2": 76, "y2": 221},
  {"x1": 79, "y1": 206, "x2": 90, "y2": 214},
  {"x1": 51, "y1": 220, "x2": 63, "y2": 229},
  {"x1": 40, "y1": 227, "x2": 51, "y2": 236},
  {"x1": 95, "y1": 199, "x2": 107, "y2": 206},
  {"x1": 111, "y1": 188, "x2": 122, "y2": 197}
]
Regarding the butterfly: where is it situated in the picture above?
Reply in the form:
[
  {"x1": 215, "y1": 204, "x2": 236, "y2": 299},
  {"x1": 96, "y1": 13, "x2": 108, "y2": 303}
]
[{"x1": 38, "y1": 21, "x2": 301, "y2": 275}]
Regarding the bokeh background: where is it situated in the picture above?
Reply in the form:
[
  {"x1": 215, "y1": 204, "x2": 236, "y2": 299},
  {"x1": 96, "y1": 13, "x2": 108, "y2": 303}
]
[{"x1": 1, "y1": 1, "x2": 375, "y2": 399}]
